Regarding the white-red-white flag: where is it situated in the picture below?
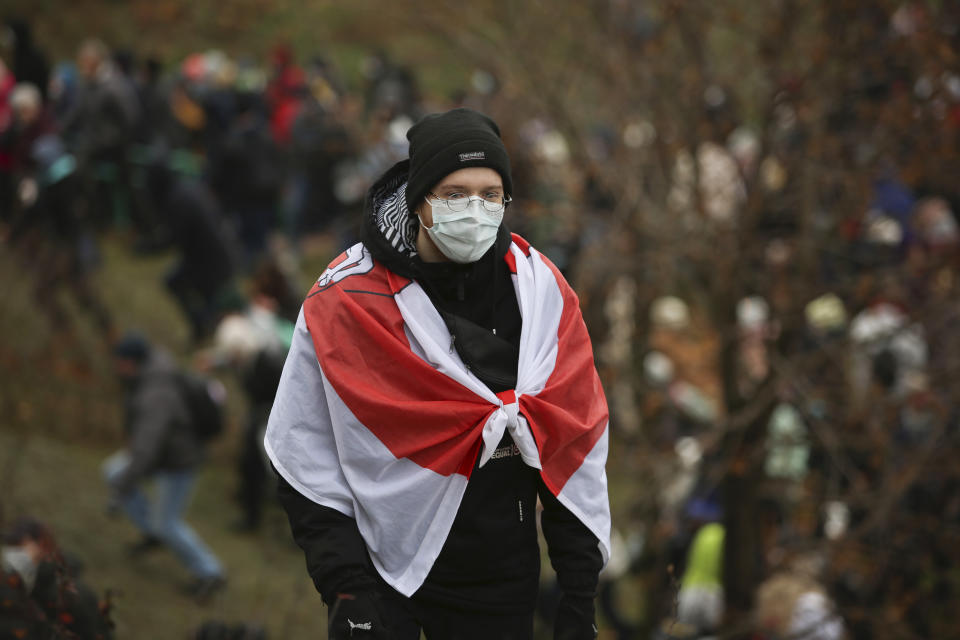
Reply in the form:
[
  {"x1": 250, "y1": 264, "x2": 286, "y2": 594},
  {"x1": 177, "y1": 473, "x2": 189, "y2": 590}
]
[{"x1": 266, "y1": 236, "x2": 610, "y2": 596}]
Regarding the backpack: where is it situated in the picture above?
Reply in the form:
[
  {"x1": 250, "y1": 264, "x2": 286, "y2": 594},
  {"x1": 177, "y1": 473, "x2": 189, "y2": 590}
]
[{"x1": 178, "y1": 373, "x2": 227, "y2": 441}]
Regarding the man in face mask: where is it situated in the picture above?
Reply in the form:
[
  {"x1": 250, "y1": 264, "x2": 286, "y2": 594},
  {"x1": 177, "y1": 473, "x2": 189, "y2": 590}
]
[{"x1": 267, "y1": 108, "x2": 610, "y2": 640}]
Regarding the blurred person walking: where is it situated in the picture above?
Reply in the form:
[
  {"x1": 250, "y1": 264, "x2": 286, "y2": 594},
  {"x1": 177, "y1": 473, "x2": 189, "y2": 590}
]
[
  {"x1": 2, "y1": 108, "x2": 114, "y2": 346},
  {"x1": 61, "y1": 39, "x2": 140, "y2": 228},
  {"x1": 266, "y1": 108, "x2": 610, "y2": 639},
  {"x1": 103, "y1": 333, "x2": 225, "y2": 602},
  {"x1": 0, "y1": 55, "x2": 16, "y2": 215},
  {"x1": 146, "y1": 154, "x2": 239, "y2": 342},
  {"x1": 285, "y1": 81, "x2": 355, "y2": 239},
  {"x1": 199, "y1": 265, "x2": 293, "y2": 532},
  {"x1": 675, "y1": 522, "x2": 725, "y2": 636},
  {"x1": 754, "y1": 570, "x2": 845, "y2": 640},
  {"x1": 265, "y1": 44, "x2": 305, "y2": 148},
  {"x1": 46, "y1": 62, "x2": 79, "y2": 129},
  {"x1": 2, "y1": 19, "x2": 49, "y2": 101},
  {"x1": 208, "y1": 90, "x2": 281, "y2": 268},
  {"x1": 131, "y1": 57, "x2": 167, "y2": 145},
  {"x1": 1, "y1": 83, "x2": 54, "y2": 169}
]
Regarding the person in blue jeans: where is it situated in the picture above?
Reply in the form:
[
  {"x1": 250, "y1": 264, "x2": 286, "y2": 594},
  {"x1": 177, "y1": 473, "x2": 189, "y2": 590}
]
[{"x1": 104, "y1": 332, "x2": 225, "y2": 601}]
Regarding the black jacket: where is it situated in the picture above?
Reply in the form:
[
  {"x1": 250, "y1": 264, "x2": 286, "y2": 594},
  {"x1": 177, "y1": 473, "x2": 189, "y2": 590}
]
[
  {"x1": 276, "y1": 161, "x2": 602, "y2": 614},
  {"x1": 165, "y1": 178, "x2": 238, "y2": 294}
]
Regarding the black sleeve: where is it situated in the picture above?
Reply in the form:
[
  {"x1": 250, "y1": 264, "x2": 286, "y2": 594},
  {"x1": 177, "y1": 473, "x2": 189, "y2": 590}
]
[
  {"x1": 538, "y1": 478, "x2": 603, "y2": 600},
  {"x1": 274, "y1": 470, "x2": 379, "y2": 604}
]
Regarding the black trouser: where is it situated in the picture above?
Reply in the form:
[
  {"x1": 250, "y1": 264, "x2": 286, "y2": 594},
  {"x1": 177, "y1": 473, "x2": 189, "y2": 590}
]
[
  {"x1": 332, "y1": 591, "x2": 534, "y2": 640},
  {"x1": 237, "y1": 411, "x2": 268, "y2": 527},
  {"x1": 26, "y1": 234, "x2": 113, "y2": 340},
  {"x1": 165, "y1": 263, "x2": 228, "y2": 341},
  {"x1": 0, "y1": 171, "x2": 13, "y2": 221}
]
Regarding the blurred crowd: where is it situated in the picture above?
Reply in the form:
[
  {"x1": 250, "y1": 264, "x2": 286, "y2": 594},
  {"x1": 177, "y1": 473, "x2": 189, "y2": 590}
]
[
  {"x1": 3, "y1": 3, "x2": 960, "y2": 639},
  {"x1": 599, "y1": 6, "x2": 960, "y2": 638},
  {"x1": 0, "y1": 19, "x2": 592, "y2": 342}
]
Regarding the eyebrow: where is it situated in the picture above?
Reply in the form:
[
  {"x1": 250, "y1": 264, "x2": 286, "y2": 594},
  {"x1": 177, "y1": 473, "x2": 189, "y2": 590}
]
[{"x1": 435, "y1": 183, "x2": 503, "y2": 191}]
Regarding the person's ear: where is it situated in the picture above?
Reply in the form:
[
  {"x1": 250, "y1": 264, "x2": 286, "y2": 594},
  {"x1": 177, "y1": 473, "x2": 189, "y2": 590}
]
[{"x1": 414, "y1": 199, "x2": 431, "y2": 227}]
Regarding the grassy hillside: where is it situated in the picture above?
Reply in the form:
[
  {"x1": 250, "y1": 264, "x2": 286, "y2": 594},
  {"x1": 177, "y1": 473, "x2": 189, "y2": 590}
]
[
  {"x1": 1, "y1": 429, "x2": 320, "y2": 639},
  {"x1": 0, "y1": 234, "x2": 328, "y2": 638}
]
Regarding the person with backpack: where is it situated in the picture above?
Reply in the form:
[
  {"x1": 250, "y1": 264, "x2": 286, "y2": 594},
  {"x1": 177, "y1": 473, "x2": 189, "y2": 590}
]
[{"x1": 103, "y1": 331, "x2": 226, "y2": 602}]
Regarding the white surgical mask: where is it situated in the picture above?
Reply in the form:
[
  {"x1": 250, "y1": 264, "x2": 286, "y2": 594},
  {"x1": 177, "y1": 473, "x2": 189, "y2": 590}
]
[{"x1": 422, "y1": 197, "x2": 503, "y2": 263}]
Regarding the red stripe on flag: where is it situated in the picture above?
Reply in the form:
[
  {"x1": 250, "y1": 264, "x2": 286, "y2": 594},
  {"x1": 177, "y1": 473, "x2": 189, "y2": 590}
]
[
  {"x1": 504, "y1": 250, "x2": 517, "y2": 275},
  {"x1": 521, "y1": 255, "x2": 608, "y2": 495},
  {"x1": 305, "y1": 261, "x2": 490, "y2": 477}
]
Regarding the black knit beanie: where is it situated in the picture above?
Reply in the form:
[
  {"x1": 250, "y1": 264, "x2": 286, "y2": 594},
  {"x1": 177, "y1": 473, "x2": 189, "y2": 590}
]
[{"x1": 404, "y1": 108, "x2": 513, "y2": 213}]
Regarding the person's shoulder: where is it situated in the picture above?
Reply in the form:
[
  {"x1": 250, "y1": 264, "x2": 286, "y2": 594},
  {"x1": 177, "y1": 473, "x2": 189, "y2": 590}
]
[
  {"x1": 306, "y1": 243, "x2": 378, "y2": 297},
  {"x1": 504, "y1": 233, "x2": 534, "y2": 275},
  {"x1": 303, "y1": 242, "x2": 408, "y2": 305},
  {"x1": 507, "y1": 233, "x2": 569, "y2": 285},
  {"x1": 509, "y1": 232, "x2": 533, "y2": 257}
]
